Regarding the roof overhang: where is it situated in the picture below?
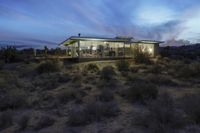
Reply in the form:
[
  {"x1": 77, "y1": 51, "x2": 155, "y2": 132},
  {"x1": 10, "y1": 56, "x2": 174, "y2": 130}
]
[
  {"x1": 133, "y1": 40, "x2": 164, "y2": 44},
  {"x1": 59, "y1": 36, "x2": 131, "y2": 46},
  {"x1": 59, "y1": 36, "x2": 164, "y2": 46}
]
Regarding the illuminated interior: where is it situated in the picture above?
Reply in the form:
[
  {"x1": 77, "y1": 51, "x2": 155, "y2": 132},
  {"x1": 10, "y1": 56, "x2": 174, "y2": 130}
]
[
  {"x1": 65, "y1": 41, "x2": 131, "y2": 58},
  {"x1": 138, "y1": 43, "x2": 155, "y2": 56},
  {"x1": 61, "y1": 36, "x2": 162, "y2": 58}
]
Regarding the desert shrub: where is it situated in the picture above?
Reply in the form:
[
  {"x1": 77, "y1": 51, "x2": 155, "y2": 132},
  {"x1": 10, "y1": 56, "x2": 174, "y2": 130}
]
[
  {"x1": 133, "y1": 93, "x2": 187, "y2": 132},
  {"x1": 58, "y1": 73, "x2": 71, "y2": 83},
  {"x1": 33, "y1": 74, "x2": 60, "y2": 90},
  {"x1": 86, "y1": 101, "x2": 119, "y2": 121},
  {"x1": 83, "y1": 74, "x2": 98, "y2": 85},
  {"x1": 0, "y1": 110, "x2": 13, "y2": 131},
  {"x1": 179, "y1": 94, "x2": 200, "y2": 124},
  {"x1": 176, "y1": 65, "x2": 191, "y2": 78},
  {"x1": 129, "y1": 66, "x2": 139, "y2": 73},
  {"x1": 0, "y1": 61, "x2": 4, "y2": 70},
  {"x1": 68, "y1": 106, "x2": 89, "y2": 126},
  {"x1": 133, "y1": 46, "x2": 151, "y2": 64},
  {"x1": 125, "y1": 82, "x2": 158, "y2": 104},
  {"x1": 72, "y1": 74, "x2": 82, "y2": 82},
  {"x1": 84, "y1": 63, "x2": 99, "y2": 73},
  {"x1": 116, "y1": 60, "x2": 130, "y2": 71},
  {"x1": 176, "y1": 62, "x2": 200, "y2": 78},
  {"x1": 17, "y1": 114, "x2": 29, "y2": 131},
  {"x1": 36, "y1": 92, "x2": 59, "y2": 109},
  {"x1": 56, "y1": 88, "x2": 86, "y2": 104},
  {"x1": 97, "y1": 78, "x2": 118, "y2": 89},
  {"x1": 84, "y1": 86, "x2": 92, "y2": 91},
  {"x1": 126, "y1": 73, "x2": 142, "y2": 82},
  {"x1": 147, "y1": 64, "x2": 163, "y2": 74},
  {"x1": 179, "y1": 125, "x2": 200, "y2": 133},
  {"x1": 183, "y1": 59, "x2": 192, "y2": 64},
  {"x1": 97, "y1": 89, "x2": 114, "y2": 102},
  {"x1": 145, "y1": 74, "x2": 177, "y2": 86},
  {"x1": 1, "y1": 46, "x2": 18, "y2": 63},
  {"x1": 68, "y1": 101, "x2": 119, "y2": 126},
  {"x1": 0, "y1": 71, "x2": 22, "y2": 89},
  {"x1": 56, "y1": 89, "x2": 76, "y2": 104},
  {"x1": 100, "y1": 66, "x2": 116, "y2": 80},
  {"x1": 71, "y1": 74, "x2": 82, "y2": 87},
  {"x1": 0, "y1": 93, "x2": 27, "y2": 111},
  {"x1": 125, "y1": 74, "x2": 145, "y2": 87},
  {"x1": 32, "y1": 115, "x2": 55, "y2": 130},
  {"x1": 32, "y1": 74, "x2": 59, "y2": 90},
  {"x1": 36, "y1": 60, "x2": 62, "y2": 74},
  {"x1": 189, "y1": 62, "x2": 200, "y2": 73},
  {"x1": 187, "y1": 62, "x2": 200, "y2": 77},
  {"x1": 168, "y1": 60, "x2": 184, "y2": 70}
]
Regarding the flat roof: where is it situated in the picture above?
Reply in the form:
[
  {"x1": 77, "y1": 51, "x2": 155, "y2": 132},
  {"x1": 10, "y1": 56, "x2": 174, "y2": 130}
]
[
  {"x1": 60, "y1": 36, "x2": 164, "y2": 46},
  {"x1": 133, "y1": 40, "x2": 164, "y2": 44}
]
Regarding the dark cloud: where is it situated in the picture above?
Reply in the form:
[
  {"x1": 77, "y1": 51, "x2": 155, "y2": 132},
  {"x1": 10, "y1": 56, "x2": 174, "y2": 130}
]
[
  {"x1": 163, "y1": 39, "x2": 191, "y2": 46},
  {"x1": 19, "y1": 38, "x2": 57, "y2": 45},
  {"x1": 0, "y1": 38, "x2": 57, "y2": 49},
  {"x1": 66, "y1": 1, "x2": 184, "y2": 42},
  {"x1": 0, "y1": 0, "x2": 199, "y2": 47}
]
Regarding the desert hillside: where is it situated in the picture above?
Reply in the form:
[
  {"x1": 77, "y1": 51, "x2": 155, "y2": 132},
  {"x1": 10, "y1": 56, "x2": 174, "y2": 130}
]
[{"x1": 0, "y1": 56, "x2": 200, "y2": 133}]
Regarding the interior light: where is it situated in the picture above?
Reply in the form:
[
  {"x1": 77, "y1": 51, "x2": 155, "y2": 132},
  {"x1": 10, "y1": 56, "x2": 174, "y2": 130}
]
[
  {"x1": 92, "y1": 47, "x2": 97, "y2": 50},
  {"x1": 148, "y1": 48, "x2": 153, "y2": 53}
]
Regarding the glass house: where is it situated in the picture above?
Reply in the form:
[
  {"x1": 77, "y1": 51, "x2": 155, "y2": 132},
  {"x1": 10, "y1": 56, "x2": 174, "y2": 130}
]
[{"x1": 59, "y1": 36, "x2": 163, "y2": 59}]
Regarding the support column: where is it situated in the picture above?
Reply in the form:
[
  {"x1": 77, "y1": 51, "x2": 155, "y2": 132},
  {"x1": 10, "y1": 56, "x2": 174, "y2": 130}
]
[
  {"x1": 78, "y1": 41, "x2": 80, "y2": 57},
  {"x1": 123, "y1": 42, "x2": 125, "y2": 59},
  {"x1": 72, "y1": 44, "x2": 76, "y2": 58},
  {"x1": 78, "y1": 40, "x2": 80, "y2": 62},
  {"x1": 33, "y1": 48, "x2": 37, "y2": 57},
  {"x1": 115, "y1": 43, "x2": 118, "y2": 57},
  {"x1": 130, "y1": 43, "x2": 131, "y2": 57}
]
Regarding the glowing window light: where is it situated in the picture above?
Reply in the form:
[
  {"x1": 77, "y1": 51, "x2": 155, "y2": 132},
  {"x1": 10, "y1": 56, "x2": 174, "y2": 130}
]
[
  {"x1": 92, "y1": 47, "x2": 97, "y2": 50},
  {"x1": 148, "y1": 48, "x2": 153, "y2": 53}
]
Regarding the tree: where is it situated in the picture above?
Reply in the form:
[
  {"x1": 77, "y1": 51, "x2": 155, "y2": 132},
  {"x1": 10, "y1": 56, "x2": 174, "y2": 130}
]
[
  {"x1": 132, "y1": 45, "x2": 151, "y2": 64},
  {"x1": 44, "y1": 46, "x2": 48, "y2": 57}
]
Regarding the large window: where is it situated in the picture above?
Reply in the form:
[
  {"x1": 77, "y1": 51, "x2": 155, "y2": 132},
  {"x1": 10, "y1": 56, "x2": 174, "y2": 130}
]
[
  {"x1": 79, "y1": 41, "x2": 129, "y2": 58},
  {"x1": 138, "y1": 43, "x2": 154, "y2": 56}
]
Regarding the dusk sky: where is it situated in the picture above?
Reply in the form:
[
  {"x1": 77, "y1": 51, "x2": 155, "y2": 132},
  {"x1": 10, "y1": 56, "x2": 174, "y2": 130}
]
[{"x1": 0, "y1": 0, "x2": 200, "y2": 48}]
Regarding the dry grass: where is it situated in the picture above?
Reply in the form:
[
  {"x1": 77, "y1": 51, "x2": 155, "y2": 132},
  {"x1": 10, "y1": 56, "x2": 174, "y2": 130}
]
[
  {"x1": 0, "y1": 58, "x2": 199, "y2": 132},
  {"x1": 0, "y1": 110, "x2": 13, "y2": 131},
  {"x1": 133, "y1": 93, "x2": 188, "y2": 132},
  {"x1": 123, "y1": 82, "x2": 158, "y2": 104},
  {"x1": 68, "y1": 100, "x2": 119, "y2": 126}
]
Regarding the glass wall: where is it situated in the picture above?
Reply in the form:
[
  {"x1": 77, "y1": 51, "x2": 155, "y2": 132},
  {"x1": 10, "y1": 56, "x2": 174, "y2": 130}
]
[
  {"x1": 78, "y1": 41, "x2": 131, "y2": 58},
  {"x1": 65, "y1": 42, "x2": 79, "y2": 58},
  {"x1": 64, "y1": 40, "x2": 157, "y2": 58},
  {"x1": 138, "y1": 43, "x2": 155, "y2": 56}
]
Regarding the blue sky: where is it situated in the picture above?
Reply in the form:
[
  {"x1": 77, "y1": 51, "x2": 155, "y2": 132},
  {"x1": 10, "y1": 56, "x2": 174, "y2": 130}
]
[{"x1": 0, "y1": 0, "x2": 200, "y2": 48}]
